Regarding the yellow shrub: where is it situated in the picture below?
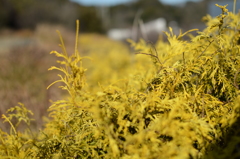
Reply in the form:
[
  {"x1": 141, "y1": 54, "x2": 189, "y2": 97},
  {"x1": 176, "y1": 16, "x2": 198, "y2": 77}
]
[{"x1": 1, "y1": 4, "x2": 240, "y2": 159}]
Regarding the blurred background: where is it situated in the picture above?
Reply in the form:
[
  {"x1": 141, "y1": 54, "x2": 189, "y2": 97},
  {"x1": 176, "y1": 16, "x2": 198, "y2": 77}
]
[{"x1": 0, "y1": 0, "x2": 239, "y2": 131}]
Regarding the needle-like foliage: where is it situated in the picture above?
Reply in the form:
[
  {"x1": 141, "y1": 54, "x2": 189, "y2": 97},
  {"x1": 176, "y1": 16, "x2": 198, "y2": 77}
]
[{"x1": 1, "y1": 4, "x2": 240, "y2": 159}]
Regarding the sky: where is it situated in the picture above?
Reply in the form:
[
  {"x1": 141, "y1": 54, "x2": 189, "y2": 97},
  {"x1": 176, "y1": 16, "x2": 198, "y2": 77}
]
[{"x1": 71, "y1": 0, "x2": 202, "y2": 6}]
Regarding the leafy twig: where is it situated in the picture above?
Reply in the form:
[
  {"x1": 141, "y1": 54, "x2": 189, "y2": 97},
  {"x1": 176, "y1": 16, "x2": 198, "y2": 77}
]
[
  {"x1": 196, "y1": 39, "x2": 214, "y2": 60},
  {"x1": 135, "y1": 52, "x2": 162, "y2": 66},
  {"x1": 182, "y1": 52, "x2": 186, "y2": 68},
  {"x1": 234, "y1": 68, "x2": 240, "y2": 90},
  {"x1": 147, "y1": 41, "x2": 159, "y2": 58}
]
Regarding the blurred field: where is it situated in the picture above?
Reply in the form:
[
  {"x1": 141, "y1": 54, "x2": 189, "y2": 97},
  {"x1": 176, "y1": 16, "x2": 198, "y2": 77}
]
[{"x1": 0, "y1": 24, "x2": 132, "y2": 132}]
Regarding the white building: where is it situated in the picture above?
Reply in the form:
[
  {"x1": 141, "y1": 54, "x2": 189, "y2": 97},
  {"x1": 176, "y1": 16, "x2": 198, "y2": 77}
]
[{"x1": 107, "y1": 18, "x2": 167, "y2": 41}]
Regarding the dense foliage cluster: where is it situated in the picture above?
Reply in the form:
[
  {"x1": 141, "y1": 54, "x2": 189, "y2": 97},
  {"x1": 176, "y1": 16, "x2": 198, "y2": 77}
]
[{"x1": 1, "y1": 4, "x2": 240, "y2": 159}]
